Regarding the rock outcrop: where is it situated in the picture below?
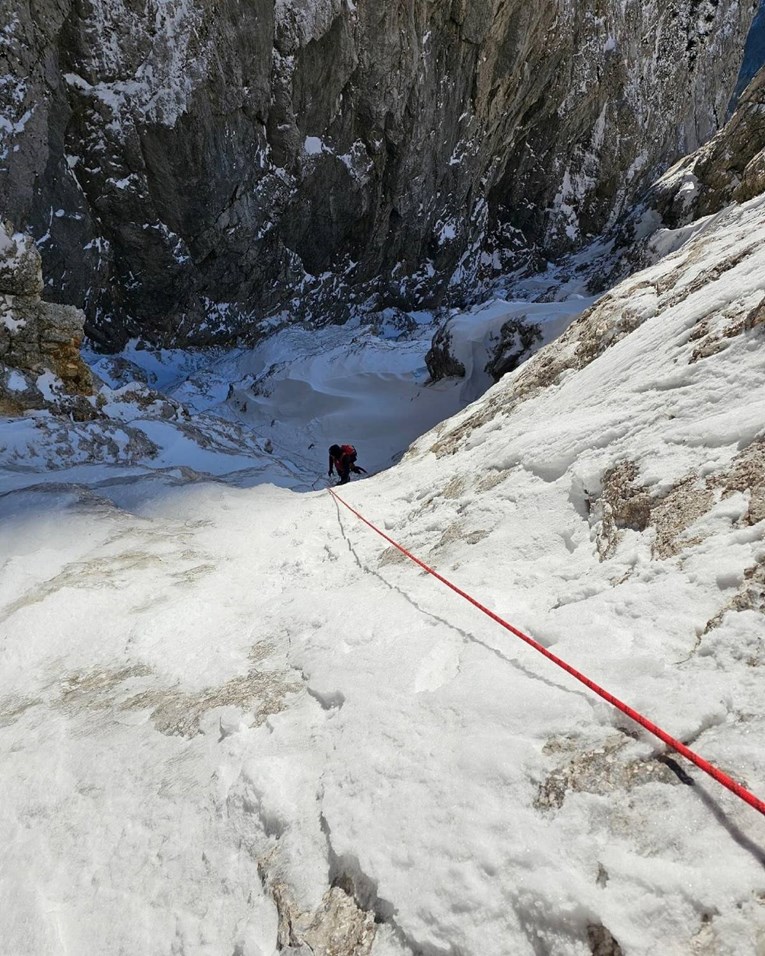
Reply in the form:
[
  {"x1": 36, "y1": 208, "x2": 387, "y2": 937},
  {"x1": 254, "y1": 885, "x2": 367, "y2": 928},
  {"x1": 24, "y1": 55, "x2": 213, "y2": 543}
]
[
  {"x1": 425, "y1": 310, "x2": 542, "y2": 385},
  {"x1": 0, "y1": 0, "x2": 757, "y2": 349},
  {"x1": 644, "y1": 64, "x2": 765, "y2": 228},
  {"x1": 425, "y1": 324, "x2": 466, "y2": 382},
  {"x1": 590, "y1": 61, "x2": 765, "y2": 291},
  {"x1": 0, "y1": 223, "x2": 92, "y2": 414}
]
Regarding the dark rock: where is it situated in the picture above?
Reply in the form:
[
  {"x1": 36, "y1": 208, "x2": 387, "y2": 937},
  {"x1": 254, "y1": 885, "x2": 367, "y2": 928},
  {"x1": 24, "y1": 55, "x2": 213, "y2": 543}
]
[
  {"x1": 425, "y1": 324, "x2": 466, "y2": 382},
  {"x1": 0, "y1": 0, "x2": 756, "y2": 348},
  {"x1": 484, "y1": 316, "x2": 542, "y2": 382},
  {"x1": 587, "y1": 923, "x2": 624, "y2": 956},
  {"x1": 0, "y1": 226, "x2": 43, "y2": 297}
]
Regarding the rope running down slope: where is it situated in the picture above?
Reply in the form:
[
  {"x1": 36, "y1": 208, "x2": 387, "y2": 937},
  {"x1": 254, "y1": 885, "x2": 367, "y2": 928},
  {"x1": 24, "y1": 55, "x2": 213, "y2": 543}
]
[{"x1": 328, "y1": 487, "x2": 765, "y2": 818}]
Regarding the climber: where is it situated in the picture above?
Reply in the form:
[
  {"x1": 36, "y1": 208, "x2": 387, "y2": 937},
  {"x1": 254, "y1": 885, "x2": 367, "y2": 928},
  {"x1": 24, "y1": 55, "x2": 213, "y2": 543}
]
[{"x1": 328, "y1": 444, "x2": 366, "y2": 485}]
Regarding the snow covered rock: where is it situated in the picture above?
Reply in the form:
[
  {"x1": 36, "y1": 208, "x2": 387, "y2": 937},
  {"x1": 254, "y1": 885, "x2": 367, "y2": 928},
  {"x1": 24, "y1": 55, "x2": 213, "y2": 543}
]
[
  {"x1": 0, "y1": 0, "x2": 756, "y2": 347},
  {"x1": 647, "y1": 64, "x2": 765, "y2": 228},
  {"x1": 424, "y1": 323, "x2": 467, "y2": 382},
  {"x1": 0, "y1": 223, "x2": 43, "y2": 297},
  {"x1": 0, "y1": 221, "x2": 92, "y2": 412},
  {"x1": 427, "y1": 307, "x2": 544, "y2": 386},
  {"x1": 425, "y1": 298, "x2": 591, "y2": 403}
]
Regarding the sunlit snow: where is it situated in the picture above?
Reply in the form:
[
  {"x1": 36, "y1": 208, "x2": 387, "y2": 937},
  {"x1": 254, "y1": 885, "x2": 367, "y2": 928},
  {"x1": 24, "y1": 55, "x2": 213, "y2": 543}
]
[{"x1": 1, "y1": 197, "x2": 764, "y2": 955}]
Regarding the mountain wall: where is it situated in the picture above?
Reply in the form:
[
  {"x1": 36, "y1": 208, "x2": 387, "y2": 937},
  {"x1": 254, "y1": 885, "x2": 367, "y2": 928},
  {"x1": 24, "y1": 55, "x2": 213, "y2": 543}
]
[
  {"x1": 645, "y1": 64, "x2": 765, "y2": 227},
  {"x1": 589, "y1": 60, "x2": 765, "y2": 291},
  {"x1": 0, "y1": 0, "x2": 757, "y2": 349}
]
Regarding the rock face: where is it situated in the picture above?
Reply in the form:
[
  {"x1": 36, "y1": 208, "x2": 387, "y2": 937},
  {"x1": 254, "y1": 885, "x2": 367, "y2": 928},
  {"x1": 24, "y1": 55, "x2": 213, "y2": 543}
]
[
  {"x1": 0, "y1": 0, "x2": 757, "y2": 349},
  {"x1": 593, "y1": 62, "x2": 765, "y2": 289},
  {"x1": 644, "y1": 64, "x2": 765, "y2": 227},
  {"x1": 0, "y1": 223, "x2": 92, "y2": 413},
  {"x1": 483, "y1": 316, "x2": 542, "y2": 383}
]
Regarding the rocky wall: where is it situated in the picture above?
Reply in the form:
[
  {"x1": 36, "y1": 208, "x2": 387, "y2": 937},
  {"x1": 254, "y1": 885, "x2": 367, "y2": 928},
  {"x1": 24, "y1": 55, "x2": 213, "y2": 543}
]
[{"x1": 0, "y1": 0, "x2": 757, "y2": 348}]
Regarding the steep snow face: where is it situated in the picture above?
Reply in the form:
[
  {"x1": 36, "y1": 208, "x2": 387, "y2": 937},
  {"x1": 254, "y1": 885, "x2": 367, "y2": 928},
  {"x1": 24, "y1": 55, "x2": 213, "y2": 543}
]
[
  {"x1": 1, "y1": 203, "x2": 764, "y2": 953},
  {"x1": 0, "y1": 0, "x2": 756, "y2": 346}
]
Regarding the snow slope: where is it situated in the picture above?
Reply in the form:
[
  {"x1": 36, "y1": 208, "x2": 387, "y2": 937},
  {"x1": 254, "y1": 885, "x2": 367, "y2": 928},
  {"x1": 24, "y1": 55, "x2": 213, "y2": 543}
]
[{"x1": 1, "y1": 196, "x2": 764, "y2": 954}]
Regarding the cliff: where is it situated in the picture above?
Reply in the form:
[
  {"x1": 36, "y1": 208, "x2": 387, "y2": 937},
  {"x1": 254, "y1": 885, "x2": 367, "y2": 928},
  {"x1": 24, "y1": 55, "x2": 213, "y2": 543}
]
[
  {"x1": 644, "y1": 64, "x2": 765, "y2": 227},
  {"x1": 0, "y1": 0, "x2": 757, "y2": 348}
]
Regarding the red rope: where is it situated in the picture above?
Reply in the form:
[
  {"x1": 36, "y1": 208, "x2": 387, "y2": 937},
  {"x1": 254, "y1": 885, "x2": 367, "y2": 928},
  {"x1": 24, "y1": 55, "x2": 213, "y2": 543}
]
[{"x1": 329, "y1": 487, "x2": 765, "y2": 817}]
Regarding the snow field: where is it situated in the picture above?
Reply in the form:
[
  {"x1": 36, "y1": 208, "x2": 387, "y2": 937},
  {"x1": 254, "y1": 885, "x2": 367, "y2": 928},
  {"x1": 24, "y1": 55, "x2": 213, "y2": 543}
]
[{"x1": 1, "y1": 198, "x2": 764, "y2": 953}]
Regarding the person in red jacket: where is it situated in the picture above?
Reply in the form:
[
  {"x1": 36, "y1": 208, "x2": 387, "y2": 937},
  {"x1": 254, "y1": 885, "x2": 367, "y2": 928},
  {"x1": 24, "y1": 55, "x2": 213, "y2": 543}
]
[{"x1": 328, "y1": 444, "x2": 366, "y2": 485}]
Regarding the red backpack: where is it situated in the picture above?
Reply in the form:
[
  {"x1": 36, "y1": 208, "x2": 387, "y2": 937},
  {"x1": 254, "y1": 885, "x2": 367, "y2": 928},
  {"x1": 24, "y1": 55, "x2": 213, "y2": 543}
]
[{"x1": 340, "y1": 444, "x2": 357, "y2": 463}]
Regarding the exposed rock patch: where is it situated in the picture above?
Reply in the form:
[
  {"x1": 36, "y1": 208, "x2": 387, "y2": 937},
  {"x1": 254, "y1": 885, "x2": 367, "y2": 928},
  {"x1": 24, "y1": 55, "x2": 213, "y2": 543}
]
[
  {"x1": 122, "y1": 664, "x2": 301, "y2": 738},
  {"x1": 264, "y1": 878, "x2": 377, "y2": 956},
  {"x1": 254, "y1": 831, "x2": 379, "y2": 956},
  {"x1": 703, "y1": 556, "x2": 765, "y2": 645},
  {"x1": 430, "y1": 521, "x2": 490, "y2": 556},
  {"x1": 689, "y1": 292, "x2": 765, "y2": 364},
  {"x1": 591, "y1": 439, "x2": 765, "y2": 562},
  {"x1": 535, "y1": 733, "x2": 680, "y2": 812},
  {"x1": 51, "y1": 643, "x2": 300, "y2": 739},
  {"x1": 647, "y1": 478, "x2": 715, "y2": 560},
  {"x1": 587, "y1": 923, "x2": 625, "y2": 956},
  {"x1": 591, "y1": 461, "x2": 654, "y2": 561},
  {"x1": 377, "y1": 546, "x2": 409, "y2": 569}
]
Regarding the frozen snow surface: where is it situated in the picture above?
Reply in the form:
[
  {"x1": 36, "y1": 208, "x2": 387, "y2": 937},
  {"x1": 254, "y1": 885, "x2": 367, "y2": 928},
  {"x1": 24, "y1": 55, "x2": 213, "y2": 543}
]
[{"x1": 1, "y1": 196, "x2": 765, "y2": 955}]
